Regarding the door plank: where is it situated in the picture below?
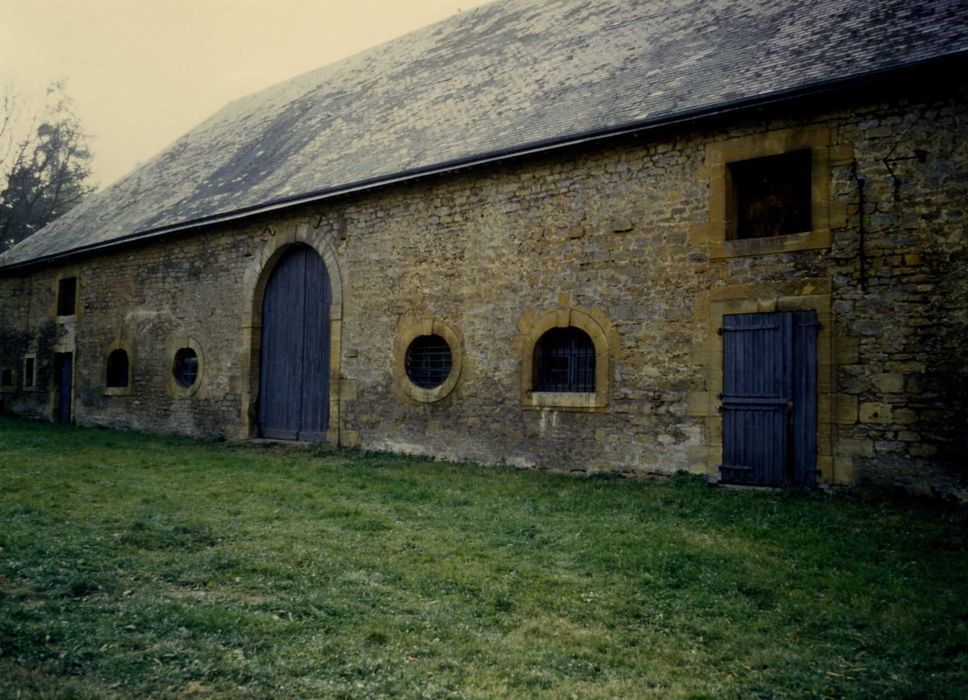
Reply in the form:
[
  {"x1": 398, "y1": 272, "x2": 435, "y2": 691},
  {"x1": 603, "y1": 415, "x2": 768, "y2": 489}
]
[
  {"x1": 720, "y1": 312, "x2": 789, "y2": 485},
  {"x1": 258, "y1": 246, "x2": 330, "y2": 441},
  {"x1": 297, "y1": 246, "x2": 331, "y2": 440}
]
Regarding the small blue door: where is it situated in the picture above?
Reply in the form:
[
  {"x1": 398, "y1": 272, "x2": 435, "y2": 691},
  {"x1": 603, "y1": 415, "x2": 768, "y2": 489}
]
[
  {"x1": 55, "y1": 352, "x2": 72, "y2": 425},
  {"x1": 719, "y1": 311, "x2": 818, "y2": 486},
  {"x1": 258, "y1": 245, "x2": 331, "y2": 441}
]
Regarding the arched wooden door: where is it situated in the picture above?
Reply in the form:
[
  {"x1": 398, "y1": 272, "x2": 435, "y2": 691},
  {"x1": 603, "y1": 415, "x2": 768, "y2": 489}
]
[{"x1": 258, "y1": 245, "x2": 331, "y2": 441}]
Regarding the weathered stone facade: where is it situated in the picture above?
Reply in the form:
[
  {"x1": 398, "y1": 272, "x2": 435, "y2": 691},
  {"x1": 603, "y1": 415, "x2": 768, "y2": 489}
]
[{"x1": 1, "y1": 78, "x2": 966, "y2": 497}]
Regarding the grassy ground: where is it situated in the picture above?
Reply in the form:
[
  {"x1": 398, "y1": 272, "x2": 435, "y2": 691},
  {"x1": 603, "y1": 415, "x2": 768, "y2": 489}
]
[{"x1": 0, "y1": 417, "x2": 965, "y2": 699}]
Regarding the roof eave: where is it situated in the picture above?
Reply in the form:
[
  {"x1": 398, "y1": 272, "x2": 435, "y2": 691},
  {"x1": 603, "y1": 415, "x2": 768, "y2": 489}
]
[{"x1": 2, "y1": 50, "x2": 966, "y2": 274}]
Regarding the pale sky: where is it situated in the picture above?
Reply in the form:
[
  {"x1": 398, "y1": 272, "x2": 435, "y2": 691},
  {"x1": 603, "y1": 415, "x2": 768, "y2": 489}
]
[{"x1": 0, "y1": 0, "x2": 493, "y2": 188}]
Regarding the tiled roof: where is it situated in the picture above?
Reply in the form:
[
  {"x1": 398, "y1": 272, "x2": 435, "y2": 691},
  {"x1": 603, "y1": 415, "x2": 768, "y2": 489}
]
[{"x1": 3, "y1": 0, "x2": 967, "y2": 267}]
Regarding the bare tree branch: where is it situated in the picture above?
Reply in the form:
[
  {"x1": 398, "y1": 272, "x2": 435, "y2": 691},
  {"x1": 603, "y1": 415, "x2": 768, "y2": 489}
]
[{"x1": 0, "y1": 81, "x2": 94, "y2": 252}]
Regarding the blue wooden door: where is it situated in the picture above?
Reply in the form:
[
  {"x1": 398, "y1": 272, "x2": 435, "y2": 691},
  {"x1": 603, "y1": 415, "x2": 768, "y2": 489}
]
[
  {"x1": 55, "y1": 352, "x2": 72, "y2": 425},
  {"x1": 258, "y1": 245, "x2": 331, "y2": 441},
  {"x1": 719, "y1": 311, "x2": 817, "y2": 486}
]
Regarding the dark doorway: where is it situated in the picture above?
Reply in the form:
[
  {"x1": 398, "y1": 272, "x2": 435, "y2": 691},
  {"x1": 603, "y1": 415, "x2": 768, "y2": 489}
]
[
  {"x1": 719, "y1": 310, "x2": 818, "y2": 486},
  {"x1": 258, "y1": 245, "x2": 331, "y2": 441},
  {"x1": 54, "y1": 352, "x2": 73, "y2": 425}
]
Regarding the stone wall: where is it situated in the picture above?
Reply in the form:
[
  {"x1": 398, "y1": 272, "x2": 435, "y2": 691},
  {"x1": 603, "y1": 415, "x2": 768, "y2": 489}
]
[
  {"x1": 0, "y1": 79, "x2": 965, "y2": 497},
  {"x1": 831, "y1": 92, "x2": 968, "y2": 496}
]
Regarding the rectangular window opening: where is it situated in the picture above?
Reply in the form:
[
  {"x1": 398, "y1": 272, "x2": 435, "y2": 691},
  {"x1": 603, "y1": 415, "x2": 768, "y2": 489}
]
[
  {"x1": 728, "y1": 149, "x2": 812, "y2": 240},
  {"x1": 57, "y1": 277, "x2": 77, "y2": 316},
  {"x1": 24, "y1": 356, "x2": 35, "y2": 388},
  {"x1": 1, "y1": 368, "x2": 13, "y2": 387}
]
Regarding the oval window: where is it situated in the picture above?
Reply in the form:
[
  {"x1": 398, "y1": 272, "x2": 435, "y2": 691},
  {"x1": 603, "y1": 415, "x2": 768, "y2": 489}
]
[
  {"x1": 173, "y1": 348, "x2": 199, "y2": 388},
  {"x1": 405, "y1": 334, "x2": 452, "y2": 389}
]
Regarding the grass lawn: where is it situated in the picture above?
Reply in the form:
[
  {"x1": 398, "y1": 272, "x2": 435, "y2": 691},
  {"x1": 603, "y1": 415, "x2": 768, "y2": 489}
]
[{"x1": 0, "y1": 417, "x2": 965, "y2": 698}]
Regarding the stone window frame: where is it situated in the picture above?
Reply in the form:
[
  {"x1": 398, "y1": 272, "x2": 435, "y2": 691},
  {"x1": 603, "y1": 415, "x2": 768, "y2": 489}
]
[
  {"x1": 166, "y1": 336, "x2": 204, "y2": 399},
  {"x1": 394, "y1": 316, "x2": 463, "y2": 404},
  {"x1": 103, "y1": 342, "x2": 135, "y2": 397},
  {"x1": 697, "y1": 125, "x2": 839, "y2": 259},
  {"x1": 519, "y1": 301, "x2": 615, "y2": 412},
  {"x1": 22, "y1": 353, "x2": 36, "y2": 392},
  {"x1": 687, "y1": 280, "x2": 860, "y2": 486}
]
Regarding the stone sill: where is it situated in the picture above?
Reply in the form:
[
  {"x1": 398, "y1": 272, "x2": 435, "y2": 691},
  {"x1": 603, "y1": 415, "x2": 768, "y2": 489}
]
[
  {"x1": 710, "y1": 228, "x2": 831, "y2": 259},
  {"x1": 522, "y1": 391, "x2": 607, "y2": 412}
]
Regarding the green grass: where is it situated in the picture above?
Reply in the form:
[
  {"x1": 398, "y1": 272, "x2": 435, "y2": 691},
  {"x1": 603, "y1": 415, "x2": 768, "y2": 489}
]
[{"x1": 0, "y1": 417, "x2": 965, "y2": 699}]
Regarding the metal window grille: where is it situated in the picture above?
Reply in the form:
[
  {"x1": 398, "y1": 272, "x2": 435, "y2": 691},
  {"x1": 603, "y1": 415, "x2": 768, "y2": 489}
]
[
  {"x1": 173, "y1": 348, "x2": 199, "y2": 388},
  {"x1": 533, "y1": 327, "x2": 595, "y2": 392},
  {"x1": 405, "y1": 335, "x2": 452, "y2": 389},
  {"x1": 106, "y1": 349, "x2": 129, "y2": 388}
]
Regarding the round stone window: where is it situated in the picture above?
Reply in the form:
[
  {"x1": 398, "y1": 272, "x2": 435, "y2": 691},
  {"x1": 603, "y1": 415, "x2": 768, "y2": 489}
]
[
  {"x1": 395, "y1": 318, "x2": 462, "y2": 403},
  {"x1": 405, "y1": 334, "x2": 453, "y2": 389},
  {"x1": 173, "y1": 347, "x2": 199, "y2": 388}
]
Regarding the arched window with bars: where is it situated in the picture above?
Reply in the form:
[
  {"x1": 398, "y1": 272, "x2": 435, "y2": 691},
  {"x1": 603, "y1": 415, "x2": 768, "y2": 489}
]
[{"x1": 532, "y1": 327, "x2": 595, "y2": 393}]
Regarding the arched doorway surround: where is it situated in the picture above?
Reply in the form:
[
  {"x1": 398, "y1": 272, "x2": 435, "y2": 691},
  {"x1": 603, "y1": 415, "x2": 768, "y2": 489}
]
[{"x1": 240, "y1": 222, "x2": 343, "y2": 442}]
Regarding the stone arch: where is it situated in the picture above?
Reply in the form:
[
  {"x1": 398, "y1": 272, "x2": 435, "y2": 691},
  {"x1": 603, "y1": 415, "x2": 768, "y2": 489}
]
[
  {"x1": 518, "y1": 303, "x2": 617, "y2": 411},
  {"x1": 240, "y1": 222, "x2": 344, "y2": 442}
]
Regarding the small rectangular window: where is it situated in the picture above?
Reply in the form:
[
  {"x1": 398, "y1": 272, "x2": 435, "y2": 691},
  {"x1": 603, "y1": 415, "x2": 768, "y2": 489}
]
[
  {"x1": 23, "y1": 356, "x2": 35, "y2": 388},
  {"x1": 728, "y1": 150, "x2": 811, "y2": 240},
  {"x1": 1, "y1": 368, "x2": 13, "y2": 387},
  {"x1": 57, "y1": 277, "x2": 77, "y2": 316}
]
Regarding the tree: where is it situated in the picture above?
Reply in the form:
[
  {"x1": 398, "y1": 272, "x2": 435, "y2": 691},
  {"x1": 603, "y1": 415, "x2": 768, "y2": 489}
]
[{"x1": 0, "y1": 81, "x2": 95, "y2": 253}]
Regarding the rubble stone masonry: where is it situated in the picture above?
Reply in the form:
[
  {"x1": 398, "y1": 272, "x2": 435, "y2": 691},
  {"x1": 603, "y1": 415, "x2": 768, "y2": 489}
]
[{"x1": 1, "y1": 81, "x2": 965, "y2": 498}]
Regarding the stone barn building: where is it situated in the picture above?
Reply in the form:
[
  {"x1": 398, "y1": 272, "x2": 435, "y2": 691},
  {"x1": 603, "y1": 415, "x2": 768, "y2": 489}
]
[{"x1": 1, "y1": 0, "x2": 966, "y2": 497}]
